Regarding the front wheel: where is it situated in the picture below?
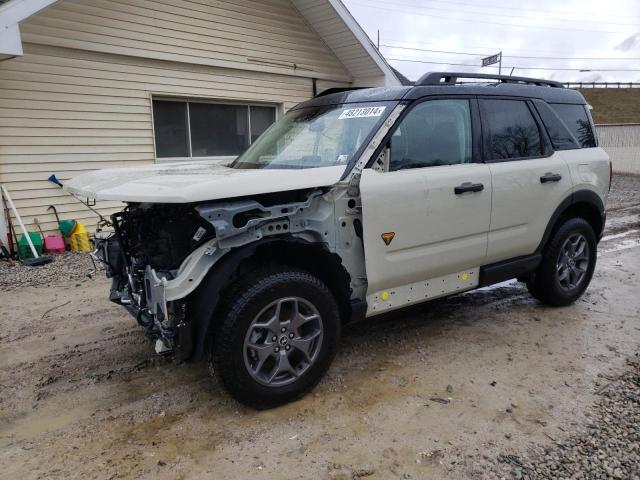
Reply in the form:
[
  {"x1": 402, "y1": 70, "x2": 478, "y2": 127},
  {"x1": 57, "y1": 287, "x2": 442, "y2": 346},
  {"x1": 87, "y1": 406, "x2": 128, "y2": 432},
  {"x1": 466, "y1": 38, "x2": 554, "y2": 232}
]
[
  {"x1": 211, "y1": 268, "x2": 340, "y2": 408},
  {"x1": 527, "y1": 217, "x2": 597, "y2": 306}
]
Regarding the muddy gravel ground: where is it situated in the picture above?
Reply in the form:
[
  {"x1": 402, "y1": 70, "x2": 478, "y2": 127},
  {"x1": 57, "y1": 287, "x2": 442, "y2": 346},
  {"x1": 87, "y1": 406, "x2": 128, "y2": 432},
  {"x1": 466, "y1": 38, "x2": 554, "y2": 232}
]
[{"x1": 1, "y1": 175, "x2": 639, "y2": 480}]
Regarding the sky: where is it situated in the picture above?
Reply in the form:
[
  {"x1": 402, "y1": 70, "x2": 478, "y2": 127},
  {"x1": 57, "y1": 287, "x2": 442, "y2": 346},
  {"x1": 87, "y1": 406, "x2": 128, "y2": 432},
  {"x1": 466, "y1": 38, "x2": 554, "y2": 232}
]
[{"x1": 342, "y1": 0, "x2": 640, "y2": 83}]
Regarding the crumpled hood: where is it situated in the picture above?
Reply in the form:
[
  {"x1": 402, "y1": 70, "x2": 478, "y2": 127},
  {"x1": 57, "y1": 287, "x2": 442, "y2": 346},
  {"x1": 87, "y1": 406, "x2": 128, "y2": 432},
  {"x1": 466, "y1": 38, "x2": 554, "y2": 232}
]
[{"x1": 64, "y1": 161, "x2": 345, "y2": 203}]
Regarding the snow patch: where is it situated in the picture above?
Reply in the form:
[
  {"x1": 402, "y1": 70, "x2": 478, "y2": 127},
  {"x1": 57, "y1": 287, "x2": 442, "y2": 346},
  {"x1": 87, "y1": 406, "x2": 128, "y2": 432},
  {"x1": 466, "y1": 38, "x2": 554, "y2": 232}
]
[{"x1": 601, "y1": 229, "x2": 638, "y2": 242}]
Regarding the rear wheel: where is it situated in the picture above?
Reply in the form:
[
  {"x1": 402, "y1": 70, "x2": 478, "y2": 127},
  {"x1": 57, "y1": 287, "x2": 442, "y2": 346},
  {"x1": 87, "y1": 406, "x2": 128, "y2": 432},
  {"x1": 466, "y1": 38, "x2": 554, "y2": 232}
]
[
  {"x1": 527, "y1": 217, "x2": 597, "y2": 306},
  {"x1": 211, "y1": 268, "x2": 340, "y2": 408}
]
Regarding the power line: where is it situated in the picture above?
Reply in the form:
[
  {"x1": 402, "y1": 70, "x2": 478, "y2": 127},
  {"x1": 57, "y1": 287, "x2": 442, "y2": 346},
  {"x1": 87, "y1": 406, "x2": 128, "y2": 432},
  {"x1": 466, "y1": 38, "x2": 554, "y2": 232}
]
[
  {"x1": 381, "y1": 44, "x2": 640, "y2": 61},
  {"x1": 379, "y1": 36, "x2": 627, "y2": 59},
  {"x1": 347, "y1": 1, "x2": 636, "y2": 35},
  {"x1": 351, "y1": 0, "x2": 640, "y2": 20},
  {"x1": 359, "y1": 0, "x2": 640, "y2": 27},
  {"x1": 386, "y1": 57, "x2": 640, "y2": 72}
]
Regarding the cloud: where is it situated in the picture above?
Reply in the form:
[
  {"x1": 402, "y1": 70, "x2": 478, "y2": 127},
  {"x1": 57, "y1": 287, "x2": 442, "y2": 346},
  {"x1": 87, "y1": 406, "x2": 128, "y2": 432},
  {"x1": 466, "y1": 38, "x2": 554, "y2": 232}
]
[
  {"x1": 343, "y1": 0, "x2": 640, "y2": 83},
  {"x1": 616, "y1": 33, "x2": 640, "y2": 52}
]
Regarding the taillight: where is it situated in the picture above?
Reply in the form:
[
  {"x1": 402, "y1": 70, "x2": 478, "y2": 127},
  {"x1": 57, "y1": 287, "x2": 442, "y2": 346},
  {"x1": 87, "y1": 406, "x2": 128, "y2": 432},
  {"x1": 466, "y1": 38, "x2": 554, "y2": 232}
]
[{"x1": 608, "y1": 160, "x2": 613, "y2": 193}]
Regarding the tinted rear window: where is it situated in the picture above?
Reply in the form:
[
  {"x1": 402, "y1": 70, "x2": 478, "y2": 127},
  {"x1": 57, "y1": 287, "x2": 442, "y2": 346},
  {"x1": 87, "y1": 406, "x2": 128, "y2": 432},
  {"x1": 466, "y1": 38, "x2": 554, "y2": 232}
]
[
  {"x1": 481, "y1": 99, "x2": 542, "y2": 161},
  {"x1": 532, "y1": 100, "x2": 579, "y2": 151},
  {"x1": 549, "y1": 104, "x2": 596, "y2": 148}
]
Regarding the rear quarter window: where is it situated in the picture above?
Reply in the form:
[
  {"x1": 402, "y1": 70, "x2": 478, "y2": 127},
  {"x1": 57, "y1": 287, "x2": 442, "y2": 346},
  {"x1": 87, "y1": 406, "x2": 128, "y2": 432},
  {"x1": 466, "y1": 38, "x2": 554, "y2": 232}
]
[
  {"x1": 549, "y1": 103, "x2": 596, "y2": 148},
  {"x1": 531, "y1": 100, "x2": 579, "y2": 151}
]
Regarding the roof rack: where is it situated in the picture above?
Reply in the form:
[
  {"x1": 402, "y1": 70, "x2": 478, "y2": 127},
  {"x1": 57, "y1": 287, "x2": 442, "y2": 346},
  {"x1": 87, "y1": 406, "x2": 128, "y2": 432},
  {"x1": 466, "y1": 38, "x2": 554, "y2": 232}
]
[{"x1": 416, "y1": 72, "x2": 564, "y2": 88}]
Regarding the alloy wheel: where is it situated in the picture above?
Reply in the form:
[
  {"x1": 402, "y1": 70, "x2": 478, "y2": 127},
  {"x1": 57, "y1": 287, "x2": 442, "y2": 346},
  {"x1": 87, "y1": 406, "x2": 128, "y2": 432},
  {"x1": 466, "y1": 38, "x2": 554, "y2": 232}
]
[
  {"x1": 243, "y1": 297, "x2": 323, "y2": 387},
  {"x1": 556, "y1": 233, "x2": 590, "y2": 291}
]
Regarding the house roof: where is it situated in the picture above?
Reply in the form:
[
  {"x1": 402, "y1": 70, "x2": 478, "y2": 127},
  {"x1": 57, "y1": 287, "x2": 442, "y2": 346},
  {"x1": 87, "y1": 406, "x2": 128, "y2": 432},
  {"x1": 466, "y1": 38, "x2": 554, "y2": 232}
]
[
  {"x1": 0, "y1": 0, "x2": 401, "y2": 86},
  {"x1": 390, "y1": 67, "x2": 414, "y2": 86}
]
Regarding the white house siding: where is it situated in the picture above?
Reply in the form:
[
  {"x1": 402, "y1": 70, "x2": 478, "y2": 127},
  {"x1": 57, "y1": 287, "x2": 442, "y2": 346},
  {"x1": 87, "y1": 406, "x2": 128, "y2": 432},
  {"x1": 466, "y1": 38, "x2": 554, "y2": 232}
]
[
  {"x1": 0, "y1": 0, "x2": 353, "y2": 237},
  {"x1": 20, "y1": 0, "x2": 351, "y2": 81},
  {"x1": 596, "y1": 124, "x2": 640, "y2": 176}
]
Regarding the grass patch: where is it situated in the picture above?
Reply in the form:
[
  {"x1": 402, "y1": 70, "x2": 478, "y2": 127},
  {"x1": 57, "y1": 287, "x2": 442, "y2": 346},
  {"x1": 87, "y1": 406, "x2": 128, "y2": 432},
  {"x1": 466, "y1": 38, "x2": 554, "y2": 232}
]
[{"x1": 577, "y1": 88, "x2": 640, "y2": 124}]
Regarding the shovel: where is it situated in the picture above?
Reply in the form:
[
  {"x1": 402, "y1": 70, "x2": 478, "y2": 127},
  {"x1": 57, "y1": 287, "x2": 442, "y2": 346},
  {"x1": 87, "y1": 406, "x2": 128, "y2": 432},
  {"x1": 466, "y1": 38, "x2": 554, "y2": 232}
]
[
  {"x1": 47, "y1": 204, "x2": 76, "y2": 237},
  {"x1": 1, "y1": 185, "x2": 52, "y2": 267}
]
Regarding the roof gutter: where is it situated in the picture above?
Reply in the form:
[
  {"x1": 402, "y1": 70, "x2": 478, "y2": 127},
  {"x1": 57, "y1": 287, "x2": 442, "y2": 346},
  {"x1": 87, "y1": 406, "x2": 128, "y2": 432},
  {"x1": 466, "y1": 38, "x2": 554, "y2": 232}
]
[
  {"x1": 325, "y1": 0, "x2": 401, "y2": 87},
  {"x1": 0, "y1": 0, "x2": 60, "y2": 56}
]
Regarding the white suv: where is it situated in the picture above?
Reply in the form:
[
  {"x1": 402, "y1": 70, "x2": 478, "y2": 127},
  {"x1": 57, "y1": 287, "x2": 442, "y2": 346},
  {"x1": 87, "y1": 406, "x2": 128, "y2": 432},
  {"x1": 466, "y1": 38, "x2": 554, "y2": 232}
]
[{"x1": 67, "y1": 72, "x2": 611, "y2": 408}]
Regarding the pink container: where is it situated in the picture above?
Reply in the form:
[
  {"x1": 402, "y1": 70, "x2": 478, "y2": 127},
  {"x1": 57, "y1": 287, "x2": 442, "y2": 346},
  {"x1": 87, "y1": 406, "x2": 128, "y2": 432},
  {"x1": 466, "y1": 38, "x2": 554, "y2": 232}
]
[{"x1": 44, "y1": 235, "x2": 66, "y2": 254}]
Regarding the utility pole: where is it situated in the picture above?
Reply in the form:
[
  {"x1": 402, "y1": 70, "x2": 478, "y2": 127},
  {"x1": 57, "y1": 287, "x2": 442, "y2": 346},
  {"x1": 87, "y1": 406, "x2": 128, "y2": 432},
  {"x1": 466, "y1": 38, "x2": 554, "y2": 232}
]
[
  {"x1": 498, "y1": 51, "x2": 502, "y2": 75},
  {"x1": 377, "y1": 29, "x2": 380, "y2": 49}
]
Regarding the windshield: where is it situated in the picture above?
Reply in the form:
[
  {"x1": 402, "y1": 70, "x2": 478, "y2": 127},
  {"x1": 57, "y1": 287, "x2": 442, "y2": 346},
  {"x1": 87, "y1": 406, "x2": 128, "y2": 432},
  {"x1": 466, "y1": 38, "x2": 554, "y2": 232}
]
[{"x1": 231, "y1": 102, "x2": 394, "y2": 170}]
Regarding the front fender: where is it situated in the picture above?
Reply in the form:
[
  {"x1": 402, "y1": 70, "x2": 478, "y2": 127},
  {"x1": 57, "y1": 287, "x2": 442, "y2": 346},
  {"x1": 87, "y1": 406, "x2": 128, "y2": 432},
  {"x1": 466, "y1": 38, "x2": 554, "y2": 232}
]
[{"x1": 185, "y1": 237, "x2": 307, "y2": 361}]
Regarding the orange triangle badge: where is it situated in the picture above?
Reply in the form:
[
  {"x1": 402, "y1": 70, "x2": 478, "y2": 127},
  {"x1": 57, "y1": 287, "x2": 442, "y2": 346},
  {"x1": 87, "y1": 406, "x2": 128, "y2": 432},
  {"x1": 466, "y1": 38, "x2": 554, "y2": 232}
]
[{"x1": 381, "y1": 232, "x2": 395, "y2": 246}]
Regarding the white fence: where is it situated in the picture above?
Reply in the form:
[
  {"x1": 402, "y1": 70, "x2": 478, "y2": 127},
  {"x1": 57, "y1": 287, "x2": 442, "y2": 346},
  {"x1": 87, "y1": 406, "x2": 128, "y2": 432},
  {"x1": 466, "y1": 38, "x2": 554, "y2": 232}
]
[{"x1": 596, "y1": 124, "x2": 640, "y2": 175}]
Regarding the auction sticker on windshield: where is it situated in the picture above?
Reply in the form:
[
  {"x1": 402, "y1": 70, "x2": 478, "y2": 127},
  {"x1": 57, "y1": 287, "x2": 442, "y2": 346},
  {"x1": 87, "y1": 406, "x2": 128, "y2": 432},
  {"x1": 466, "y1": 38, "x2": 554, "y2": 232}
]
[{"x1": 338, "y1": 106, "x2": 386, "y2": 120}]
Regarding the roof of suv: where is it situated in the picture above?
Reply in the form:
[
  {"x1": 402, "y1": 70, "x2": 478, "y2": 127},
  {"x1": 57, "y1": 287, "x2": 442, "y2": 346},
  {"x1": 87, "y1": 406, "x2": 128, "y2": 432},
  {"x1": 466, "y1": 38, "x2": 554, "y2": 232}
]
[{"x1": 295, "y1": 72, "x2": 586, "y2": 110}]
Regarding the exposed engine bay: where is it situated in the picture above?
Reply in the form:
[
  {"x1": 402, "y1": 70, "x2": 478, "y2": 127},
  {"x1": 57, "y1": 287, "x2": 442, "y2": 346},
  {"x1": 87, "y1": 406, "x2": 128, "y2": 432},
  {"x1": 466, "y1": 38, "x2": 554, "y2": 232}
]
[
  {"x1": 117, "y1": 204, "x2": 216, "y2": 270},
  {"x1": 93, "y1": 187, "x2": 364, "y2": 359}
]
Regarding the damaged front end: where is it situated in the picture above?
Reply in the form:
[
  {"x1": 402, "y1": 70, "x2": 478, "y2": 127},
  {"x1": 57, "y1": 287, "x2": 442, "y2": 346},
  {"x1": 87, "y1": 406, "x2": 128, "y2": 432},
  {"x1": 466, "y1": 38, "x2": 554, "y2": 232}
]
[
  {"x1": 95, "y1": 190, "x2": 327, "y2": 359},
  {"x1": 95, "y1": 203, "x2": 213, "y2": 356}
]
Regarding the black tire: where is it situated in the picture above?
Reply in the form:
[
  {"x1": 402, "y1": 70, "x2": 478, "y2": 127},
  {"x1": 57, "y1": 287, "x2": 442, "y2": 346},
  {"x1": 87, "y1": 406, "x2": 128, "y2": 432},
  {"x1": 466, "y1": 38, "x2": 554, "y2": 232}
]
[
  {"x1": 211, "y1": 268, "x2": 340, "y2": 408},
  {"x1": 527, "y1": 217, "x2": 597, "y2": 307}
]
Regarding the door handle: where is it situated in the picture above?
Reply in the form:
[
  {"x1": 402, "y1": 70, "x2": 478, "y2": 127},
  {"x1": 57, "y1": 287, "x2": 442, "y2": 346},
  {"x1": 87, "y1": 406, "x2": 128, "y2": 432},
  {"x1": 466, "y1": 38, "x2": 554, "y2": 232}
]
[
  {"x1": 454, "y1": 182, "x2": 484, "y2": 194},
  {"x1": 540, "y1": 172, "x2": 562, "y2": 183}
]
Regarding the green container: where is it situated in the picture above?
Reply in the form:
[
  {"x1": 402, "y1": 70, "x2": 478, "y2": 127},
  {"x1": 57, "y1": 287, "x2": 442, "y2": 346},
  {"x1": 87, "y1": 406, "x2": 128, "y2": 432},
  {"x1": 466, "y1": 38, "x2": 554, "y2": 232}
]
[
  {"x1": 18, "y1": 232, "x2": 44, "y2": 259},
  {"x1": 58, "y1": 219, "x2": 76, "y2": 237}
]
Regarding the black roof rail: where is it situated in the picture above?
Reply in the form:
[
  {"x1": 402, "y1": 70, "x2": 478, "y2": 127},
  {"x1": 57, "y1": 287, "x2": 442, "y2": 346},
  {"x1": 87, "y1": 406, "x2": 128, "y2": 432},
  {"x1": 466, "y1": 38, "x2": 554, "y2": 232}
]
[{"x1": 416, "y1": 72, "x2": 564, "y2": 88}]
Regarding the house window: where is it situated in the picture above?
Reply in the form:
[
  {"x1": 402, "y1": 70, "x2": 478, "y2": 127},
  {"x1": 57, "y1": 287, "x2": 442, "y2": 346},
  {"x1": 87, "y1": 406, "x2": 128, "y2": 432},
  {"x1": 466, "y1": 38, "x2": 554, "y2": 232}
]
[{"x1": 153, "y1": 99, "x2": 277, "y2": 159}]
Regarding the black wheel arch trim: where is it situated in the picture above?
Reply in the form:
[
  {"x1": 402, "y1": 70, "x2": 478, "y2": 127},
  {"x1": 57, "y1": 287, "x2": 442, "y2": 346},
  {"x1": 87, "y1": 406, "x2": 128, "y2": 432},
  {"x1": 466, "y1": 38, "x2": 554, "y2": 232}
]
[
  {"x1": 536, "y1": 189, "x2": 605, "y2": 254},
  {"x1": 184, "y1": 236, "x2": 353, "y2": 362}
]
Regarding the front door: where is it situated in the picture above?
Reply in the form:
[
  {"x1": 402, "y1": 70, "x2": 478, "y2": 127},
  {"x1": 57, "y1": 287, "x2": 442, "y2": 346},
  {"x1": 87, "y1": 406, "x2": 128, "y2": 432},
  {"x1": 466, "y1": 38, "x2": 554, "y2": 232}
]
[{"x1": 360, "y1": 98, "x2": 492, "y2": 296}]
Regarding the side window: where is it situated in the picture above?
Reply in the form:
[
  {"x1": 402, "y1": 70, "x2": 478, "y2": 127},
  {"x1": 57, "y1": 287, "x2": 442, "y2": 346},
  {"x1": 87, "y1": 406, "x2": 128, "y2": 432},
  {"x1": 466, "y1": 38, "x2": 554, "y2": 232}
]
[
  {"x1": 532, "y1": 100, "x2": 579, "y2": 151},
  {"x1": 389, "y1": 99, "x2": 472, "y2": 171},
  {"x1": 549, "y1": 103, "x2": 596, "y2": 148},
  {"x1": 481, "y1": 99, "x2": 542, "y2": 161}
]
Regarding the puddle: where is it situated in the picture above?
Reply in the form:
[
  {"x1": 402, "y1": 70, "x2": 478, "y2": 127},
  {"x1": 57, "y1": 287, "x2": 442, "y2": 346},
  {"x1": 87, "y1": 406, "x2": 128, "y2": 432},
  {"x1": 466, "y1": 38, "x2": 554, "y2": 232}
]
[{"x1": 0, "y1": 404, "x2": 95, "y2": 445}]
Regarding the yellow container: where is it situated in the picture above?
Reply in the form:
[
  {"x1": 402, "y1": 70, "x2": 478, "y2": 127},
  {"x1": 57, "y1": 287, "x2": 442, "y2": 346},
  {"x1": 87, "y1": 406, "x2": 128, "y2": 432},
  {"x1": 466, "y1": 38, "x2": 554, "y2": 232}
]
[{"x1": 69, "y1": 222, "x2": 92, "y2": 252}]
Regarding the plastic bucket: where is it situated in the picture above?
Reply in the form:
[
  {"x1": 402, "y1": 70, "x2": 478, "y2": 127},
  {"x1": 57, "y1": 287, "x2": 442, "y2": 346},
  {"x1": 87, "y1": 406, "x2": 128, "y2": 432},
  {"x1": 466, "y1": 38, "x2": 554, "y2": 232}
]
[
  {"x1": 44, "y1": 235, "x2": 66, "y2": 254},
  {"x1": 69, "y1": 222, "x2": 92, "y2": 253},
  {"x1": 58, "y1": 219, "x2": 76, "y2": 237},
  {"x1": 18, "y1": 232, "x2": 44, "y2": 259}
]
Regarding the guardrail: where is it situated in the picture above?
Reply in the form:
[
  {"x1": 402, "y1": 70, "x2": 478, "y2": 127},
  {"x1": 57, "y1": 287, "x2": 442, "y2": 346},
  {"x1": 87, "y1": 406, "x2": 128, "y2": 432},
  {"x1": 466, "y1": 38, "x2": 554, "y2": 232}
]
[{"x1": 566, "y1": 82, "x2": 640, "y2": 89}]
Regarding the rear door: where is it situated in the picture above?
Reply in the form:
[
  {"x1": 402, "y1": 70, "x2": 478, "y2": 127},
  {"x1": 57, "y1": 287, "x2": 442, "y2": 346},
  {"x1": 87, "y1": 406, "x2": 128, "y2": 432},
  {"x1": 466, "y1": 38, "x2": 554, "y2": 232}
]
[
  {"x1": 360, "y1": 98, "x2": 492, "y2": 295},
  {"x1": 545, "y1": 102, "x2": 610, "y2": 203},
  {"x1": 480, "y1": 98, "x2": 573, "y2": 263}
]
